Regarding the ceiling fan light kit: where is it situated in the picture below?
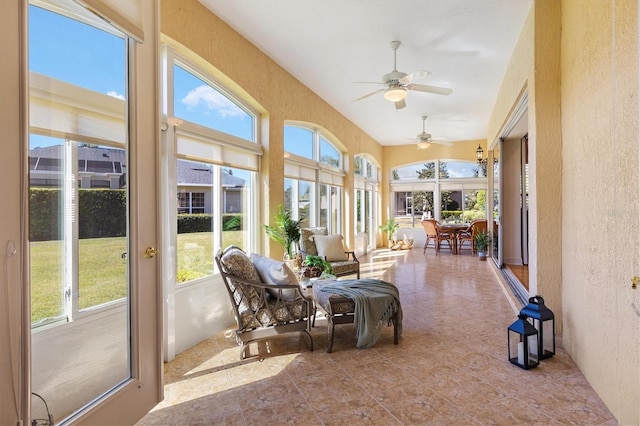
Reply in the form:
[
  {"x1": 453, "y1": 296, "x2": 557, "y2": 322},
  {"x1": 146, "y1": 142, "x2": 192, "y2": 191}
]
[
  {"x1": 383, "y1": 86, "x2": 407, "y2": 102},
  {"x1": 408, "y1": 115, "x2": 451, "y2": 149}
]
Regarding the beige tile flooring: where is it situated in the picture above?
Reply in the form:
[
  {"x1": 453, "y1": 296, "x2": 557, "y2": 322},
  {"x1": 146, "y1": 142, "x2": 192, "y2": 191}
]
[{"x1": 137, "y1": 248, "x2": 616, "y2": 425}]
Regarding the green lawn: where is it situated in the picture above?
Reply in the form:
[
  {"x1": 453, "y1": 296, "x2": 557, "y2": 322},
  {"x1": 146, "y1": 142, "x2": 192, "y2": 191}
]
[{"x1": 30, "y1": 231, "x2": 245, "y2": 323}]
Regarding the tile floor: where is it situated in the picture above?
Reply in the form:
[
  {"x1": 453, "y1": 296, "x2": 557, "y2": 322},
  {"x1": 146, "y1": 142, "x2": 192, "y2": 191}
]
[{"x1": 137, "y1": 247, "x2": 616, "y2": 425}]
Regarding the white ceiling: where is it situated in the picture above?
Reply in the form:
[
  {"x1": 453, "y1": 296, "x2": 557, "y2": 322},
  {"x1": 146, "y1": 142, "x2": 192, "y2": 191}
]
[{"x1": 199, "y1": 0, "x2": 532, "y2": 147}]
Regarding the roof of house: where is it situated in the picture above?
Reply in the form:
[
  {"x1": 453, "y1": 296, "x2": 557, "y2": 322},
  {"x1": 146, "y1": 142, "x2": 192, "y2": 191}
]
[
  {"x1": 30, "y1": 145, "x2": 245, "y2": 187},
  {"x1": 177, "y1": 160, "x2": 245, "y2": 187}
]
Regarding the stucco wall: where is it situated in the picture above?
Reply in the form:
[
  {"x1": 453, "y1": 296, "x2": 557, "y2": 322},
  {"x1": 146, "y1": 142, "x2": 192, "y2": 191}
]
[
  {"x1": 561, "y1": 0, "x2": 639, "y2": 423},
  {"x1": 493, "y1": 0, "x2": 640, "y2": 422},
  {"x1": 161, "y1": 0, "x2": 382, "y2": 254},
  {"x1": 487, "y1": 1, "x2": 563, "y2": 320}
]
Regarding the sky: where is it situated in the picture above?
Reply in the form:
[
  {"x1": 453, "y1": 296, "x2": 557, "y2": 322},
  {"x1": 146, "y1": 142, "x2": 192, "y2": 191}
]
[{"x1": 29, "y1": 4, "x2": 252, "y2": 148}]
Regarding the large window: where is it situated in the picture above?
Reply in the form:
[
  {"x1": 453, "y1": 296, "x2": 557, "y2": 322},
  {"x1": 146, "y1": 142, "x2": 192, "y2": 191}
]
[
  {"x1": 170, "y1": 57, "x2": 259, "y2": 284},
  {"x1": 284, "y1": 124, "x2": 344, "y2": 233},
  {"x1": 354, "y1": 155, "x2": 378, "y2": 249},
  {"x1": 175, "y1": 160, "x2": 253, "y2": 283},
  {"x1": 391, "y1": 160, "x2": 487, "y2": 227}
]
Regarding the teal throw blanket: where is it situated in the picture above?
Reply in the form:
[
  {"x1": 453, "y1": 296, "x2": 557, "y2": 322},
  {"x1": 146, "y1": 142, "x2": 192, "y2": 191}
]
[{"x1": 316, "y1": 278, "x2": 402, "y2": 349}]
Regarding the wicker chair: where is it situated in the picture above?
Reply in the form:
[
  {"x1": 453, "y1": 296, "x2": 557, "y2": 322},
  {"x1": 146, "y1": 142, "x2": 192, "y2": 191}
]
[
  {"x1": 299, "y1": 227, "x2": 360, "y2": 278},
  {"x1": 421, "y1": 219, "x2": 453, "y2": 255},
  {"x1": 458, "y1": 219, "x2": 487, "y2": 254},
  {"x1": 215, "y1": 246, "x2": 314, "y2": 359}
]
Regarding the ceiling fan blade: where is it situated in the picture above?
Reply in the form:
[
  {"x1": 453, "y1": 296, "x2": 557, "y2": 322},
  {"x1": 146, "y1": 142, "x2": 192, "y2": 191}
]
[
  {"x1": 407, "y1": 84, "x2": 453, "y2": 96},
  {"x1": 430, "y1": 140, "x2": 453, "y2": 146},
  {"x1": 394, "y1": 99, "x2": 406, "y2": 110},
  {"x1": 353, "y1": 88, "x2": 385, "y2": 102},
  {"x1": 353, "y1": 81, "x2": 387, "y2": 85},
  {"x1": 399, "y1": 70, "x2": 430, "y2": 85}
]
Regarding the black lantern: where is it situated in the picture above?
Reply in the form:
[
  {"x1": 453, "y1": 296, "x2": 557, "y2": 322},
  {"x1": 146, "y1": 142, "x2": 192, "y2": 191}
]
[
  {"x1": 520, "y1": 295, "x2": 555, "y2": 360},
  {"x1": 476, "y1": 144, "x2": 486, "y2": 164},
  {"x1": 507, "y1": 314, "x2": 539, "y2": 370}
]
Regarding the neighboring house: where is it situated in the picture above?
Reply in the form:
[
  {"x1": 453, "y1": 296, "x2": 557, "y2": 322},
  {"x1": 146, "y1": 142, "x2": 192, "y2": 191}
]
[
  {"x1": 29, "y1": 145, "x2": 244, "y2": 214},
  {"x1": 29, "y1": 145, "x2": 127, "y2": 189},
  {"x1": 176, "y1": 160, "x2": 245, "y2": 214}
]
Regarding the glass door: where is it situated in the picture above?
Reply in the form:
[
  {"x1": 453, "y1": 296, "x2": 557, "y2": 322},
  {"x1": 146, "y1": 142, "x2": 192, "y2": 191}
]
[
  {"x1": 27, "y1": 2, "x2": 153, "y2": 423},
  {"x1": 491, "y1": 142, "x2": 502, "y2": 266}
]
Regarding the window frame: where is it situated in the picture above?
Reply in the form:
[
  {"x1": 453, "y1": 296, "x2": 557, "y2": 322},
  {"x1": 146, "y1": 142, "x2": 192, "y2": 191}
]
[
  {"x1": 284, "y1": 123, "x2": 345, "y2": 233},
  {"x1": 166, "y1": 47, "x2": 261, "y2": 287}
]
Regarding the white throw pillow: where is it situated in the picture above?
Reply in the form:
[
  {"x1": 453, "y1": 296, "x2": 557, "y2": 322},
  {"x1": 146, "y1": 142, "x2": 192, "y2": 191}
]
[
  {"x1": 250, "y1": 253, "x2": 298, "y2": 301},
  {"x1": 312, "y1": 235, "x2": 346, "y2": 262}
]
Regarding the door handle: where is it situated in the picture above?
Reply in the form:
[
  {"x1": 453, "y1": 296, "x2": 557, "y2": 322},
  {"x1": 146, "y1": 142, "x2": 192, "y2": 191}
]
[{"x1": 144, "y1": 247, "x2": 159, "y2": 258}]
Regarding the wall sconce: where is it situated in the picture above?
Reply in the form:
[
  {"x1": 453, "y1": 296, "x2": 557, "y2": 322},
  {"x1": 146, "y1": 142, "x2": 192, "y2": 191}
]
[{"x1": 476, "y1": 144, "x2": 487, "y2": 166}]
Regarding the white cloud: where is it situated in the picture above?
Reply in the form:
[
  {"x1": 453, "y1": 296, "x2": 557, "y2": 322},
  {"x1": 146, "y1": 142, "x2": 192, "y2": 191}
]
[
  {"x1": 107, "y1": 90, "x2": 125, "y2": 100},
  {"x1": 181, "y1": 85, "x2": 245, "y2": 118}
]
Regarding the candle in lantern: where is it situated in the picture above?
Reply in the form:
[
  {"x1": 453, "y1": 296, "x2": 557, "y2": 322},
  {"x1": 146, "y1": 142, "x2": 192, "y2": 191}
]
[{"x1": 517, "y1": 342, "x2": 524, "y2": 365}]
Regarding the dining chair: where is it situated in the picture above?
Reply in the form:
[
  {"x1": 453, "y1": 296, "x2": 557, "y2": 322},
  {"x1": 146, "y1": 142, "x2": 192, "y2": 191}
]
[
  {"x1": 421, "y1": 219, "x2": 453, "y2": 255},
  {"x1": 457, "y1": 222, "x2": 474, "y2": 253},
  {"x1": 459, "y1": 219, "x2": 487, "y2": 254}
]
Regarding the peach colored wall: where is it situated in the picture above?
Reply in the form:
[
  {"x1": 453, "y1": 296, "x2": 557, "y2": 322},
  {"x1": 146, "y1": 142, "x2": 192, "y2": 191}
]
[
  {"x1": 492, "y1": 0, "x2": 639, "y2": 422},
  {"x1": 560, "y1": 0, "x2": 639, "y2": 423},
  {"x1": 487, "y1": 1, "x2": 563, "y2": 327},
  {"x1": 161, "y1": 0, "x2": 382, "y2": 256}
]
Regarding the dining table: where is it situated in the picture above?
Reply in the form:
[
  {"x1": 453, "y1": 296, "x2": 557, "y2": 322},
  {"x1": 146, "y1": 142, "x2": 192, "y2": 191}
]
[{"x1": 438, "y1": 223, "x2": 471, "y2": 254}]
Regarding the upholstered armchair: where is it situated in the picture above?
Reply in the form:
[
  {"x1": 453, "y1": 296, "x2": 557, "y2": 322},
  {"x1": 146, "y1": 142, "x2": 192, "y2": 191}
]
[
  {"x1": 299, "y1": 227, "x2": 360, "y2": 279},
  {"x1": 215, "y1": 246, "x2": 314, "y2": 359}
]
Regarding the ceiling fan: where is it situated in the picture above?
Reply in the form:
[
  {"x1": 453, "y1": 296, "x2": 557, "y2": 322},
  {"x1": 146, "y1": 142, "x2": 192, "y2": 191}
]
[
  {"x1": 354, "y1": 40, "x2": 453, "y2": 110},
  {"x1": 409, "y1": 116, "x2": 451, "y2": 149}
]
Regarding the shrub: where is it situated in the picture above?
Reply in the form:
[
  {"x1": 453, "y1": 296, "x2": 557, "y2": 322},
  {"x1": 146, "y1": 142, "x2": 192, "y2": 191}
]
[{"x1": 177, "y1": 214, "x2": 212, "y2": 233}]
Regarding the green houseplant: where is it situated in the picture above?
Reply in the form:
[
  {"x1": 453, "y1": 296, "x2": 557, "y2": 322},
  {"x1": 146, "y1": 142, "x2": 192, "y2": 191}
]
[
  {"x1": 302, "y1": 254, "x2": 332, "y2": 277},
  {"x1": 379, "y1": 218, "x2": 399, "y2": 248},
  {"x1": 263, "y1": 204, "x2": 301, "y2": 259},
  {"x1": 474, "y1": 231, "x2": 489, "y2": 260}
]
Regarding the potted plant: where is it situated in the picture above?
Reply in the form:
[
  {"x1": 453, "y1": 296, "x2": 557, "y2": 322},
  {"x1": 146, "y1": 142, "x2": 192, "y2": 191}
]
[
  {"x1": 379, "y1": 218, "x2": 399, "y2": 248},
  {"x1": 263, "y1": 204, "x2": 301, "y2": 260},
  {"x1": 302, "y1": 254, "x2": 332, "y2": 278},
  {"x1": 474, "y1": 231, "x2": 489, "y2": 260}
]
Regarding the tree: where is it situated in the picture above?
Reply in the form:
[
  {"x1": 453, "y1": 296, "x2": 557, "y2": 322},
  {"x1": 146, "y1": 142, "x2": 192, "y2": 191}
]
[{"x1": 415, "y1": 161, "x2": 449, "y2": 180}]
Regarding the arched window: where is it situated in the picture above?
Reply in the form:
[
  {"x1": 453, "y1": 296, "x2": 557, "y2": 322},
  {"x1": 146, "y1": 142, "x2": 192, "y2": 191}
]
[
  {"x1": 173, "y1": 64, "x2": 255, "y2": 142},
  {"x1": 391, "y1": 160, "x2": 486, "y2": 227},
  {"x1": 166, "y1": 49, "x2": 261, "y2": 284},
  {"x1": 284, "y1": 124, "x2": 344, "y2": 232}
]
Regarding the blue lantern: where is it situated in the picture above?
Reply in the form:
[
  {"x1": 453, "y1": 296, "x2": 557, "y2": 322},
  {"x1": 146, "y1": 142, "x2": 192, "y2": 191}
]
[
  {"x1": 520, "y1": 295, "x2": 555, "y2": 360},
  {"x1": 507, "y1": 314, "x2": 539, "y2": 370}
]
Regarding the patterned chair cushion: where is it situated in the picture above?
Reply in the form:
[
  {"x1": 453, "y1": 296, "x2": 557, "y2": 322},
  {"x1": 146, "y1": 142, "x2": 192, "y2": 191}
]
[
  {"x1": 220, "y1": 247, "x2": 263, "y2": 311},
  {"x1": 313, "y1": 282, "x2": 355, "y2": 315},
  {"x1": 250, "y1": 253, "x2": 298, "y2": 301},
  {"x1": 239, "y1": 298, "x2": 308, "y2": 329},
  {"x1": 299, "y1": 227, "x2": 328, "y2": 256}
]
